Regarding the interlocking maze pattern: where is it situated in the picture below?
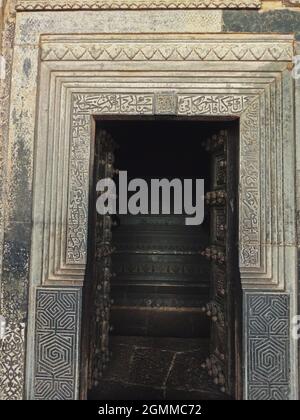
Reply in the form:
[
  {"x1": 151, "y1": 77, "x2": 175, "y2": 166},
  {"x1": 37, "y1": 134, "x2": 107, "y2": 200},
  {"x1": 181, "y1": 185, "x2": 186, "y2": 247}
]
[
  {"x1": 246, "y1": 294, "x2": 290, "y2": 400},
  {"x1": 34, "y1": 289, "x2": 81, "y2": 400}
]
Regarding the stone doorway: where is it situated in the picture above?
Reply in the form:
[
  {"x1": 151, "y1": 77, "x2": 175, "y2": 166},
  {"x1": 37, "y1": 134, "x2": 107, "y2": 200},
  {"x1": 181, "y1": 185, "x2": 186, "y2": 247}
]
[
  {"x1": 82, "y1": 119, "x2": 241, "y2": 400},
  {"x1": 1, "y1": 22, "x2": 296, "y2": 399}
]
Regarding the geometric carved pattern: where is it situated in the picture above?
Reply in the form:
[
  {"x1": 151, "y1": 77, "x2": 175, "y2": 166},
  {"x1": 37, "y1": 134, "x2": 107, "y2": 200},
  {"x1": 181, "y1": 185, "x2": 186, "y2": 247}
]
[
  {"x1": 16, "y1": 0, "x2": 262, "y2": 11},
  {"x1": 34, "y1": 288, "x2": 81, "y2": 400},
  {"x1": 246, "y1": 293, "x2": 290, "y2": 400},
  {"x1": 41, "y1": 41, "x2": 293, "y2": 62},
  {"x1": 0, "y1": 323, "x2": 25, "y2": 400}
]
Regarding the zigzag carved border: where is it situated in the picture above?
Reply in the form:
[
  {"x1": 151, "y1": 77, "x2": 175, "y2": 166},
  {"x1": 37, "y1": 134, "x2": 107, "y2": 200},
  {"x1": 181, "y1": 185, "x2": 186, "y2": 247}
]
[{"x1": 16, "y1": 0, "x2": 261, "y2": 11}]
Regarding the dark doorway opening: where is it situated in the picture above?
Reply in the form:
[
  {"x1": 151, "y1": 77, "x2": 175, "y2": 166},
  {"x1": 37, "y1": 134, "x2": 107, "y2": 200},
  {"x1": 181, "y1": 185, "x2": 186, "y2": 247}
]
[{"x1": 82, "y1": 118, "x2": 242, "y2": 400}]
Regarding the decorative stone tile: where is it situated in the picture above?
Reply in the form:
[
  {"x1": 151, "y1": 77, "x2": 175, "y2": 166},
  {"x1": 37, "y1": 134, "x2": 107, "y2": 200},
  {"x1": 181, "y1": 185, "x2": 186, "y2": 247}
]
[
  {"x1": 34, "y1": 288, "x2": 81, "y2": 400},
  {"x1": 245, "y1": 293, "x2": 290, "y2": 400},
  {"x1": 155, "y1": 93, "x2": 176, "y2": 115}
]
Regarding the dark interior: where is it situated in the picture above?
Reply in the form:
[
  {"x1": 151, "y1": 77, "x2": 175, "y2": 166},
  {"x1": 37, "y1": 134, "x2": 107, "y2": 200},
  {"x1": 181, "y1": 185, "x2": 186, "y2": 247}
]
[
  {"x1": 111, "y1": 120, "x2": 212, "y2": 337},
  {"x1": 88, "y1": 119, "x2": 236, "y2": 400}
]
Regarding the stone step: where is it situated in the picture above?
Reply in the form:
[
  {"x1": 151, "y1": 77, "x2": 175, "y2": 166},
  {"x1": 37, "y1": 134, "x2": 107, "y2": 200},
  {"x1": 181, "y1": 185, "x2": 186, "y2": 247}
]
[{"x1": 88, "y1": 336, "x2": 231, "y2": 400}]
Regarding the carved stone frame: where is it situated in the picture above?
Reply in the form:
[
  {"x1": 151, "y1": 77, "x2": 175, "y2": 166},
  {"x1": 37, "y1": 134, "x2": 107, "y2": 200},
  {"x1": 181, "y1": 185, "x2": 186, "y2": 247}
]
[
  {"x1": 34, "y1": 34, "x2": 296, "y2": 293},
  {"x1": 2, "y1": 13, "x2": 297, "y2": 400}
]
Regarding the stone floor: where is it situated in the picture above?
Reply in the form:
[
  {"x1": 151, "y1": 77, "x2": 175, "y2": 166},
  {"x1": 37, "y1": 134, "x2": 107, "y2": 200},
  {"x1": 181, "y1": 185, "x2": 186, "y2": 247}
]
[{"x1": 88, "y1": 336, "x2": 231, "y2": 400}]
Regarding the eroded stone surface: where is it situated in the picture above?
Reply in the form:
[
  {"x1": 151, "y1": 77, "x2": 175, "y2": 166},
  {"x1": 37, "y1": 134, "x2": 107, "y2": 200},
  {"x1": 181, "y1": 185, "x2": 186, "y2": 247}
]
[
  {"x1": 15, "y1": 10, "x2": 223, "y2": 45},
  {"x1": 223, "y1": 10, "x2": 300, "y2": 40}
]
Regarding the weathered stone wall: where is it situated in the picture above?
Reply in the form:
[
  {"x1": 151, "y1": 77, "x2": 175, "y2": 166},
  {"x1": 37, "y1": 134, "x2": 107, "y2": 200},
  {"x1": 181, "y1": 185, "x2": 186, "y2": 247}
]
[
  {"x1": 0, "y1": 0, "x2": 27, "y2": 401},
  {"x1": 223, "y1": 9, "x2": 300, "y2": 40}
]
